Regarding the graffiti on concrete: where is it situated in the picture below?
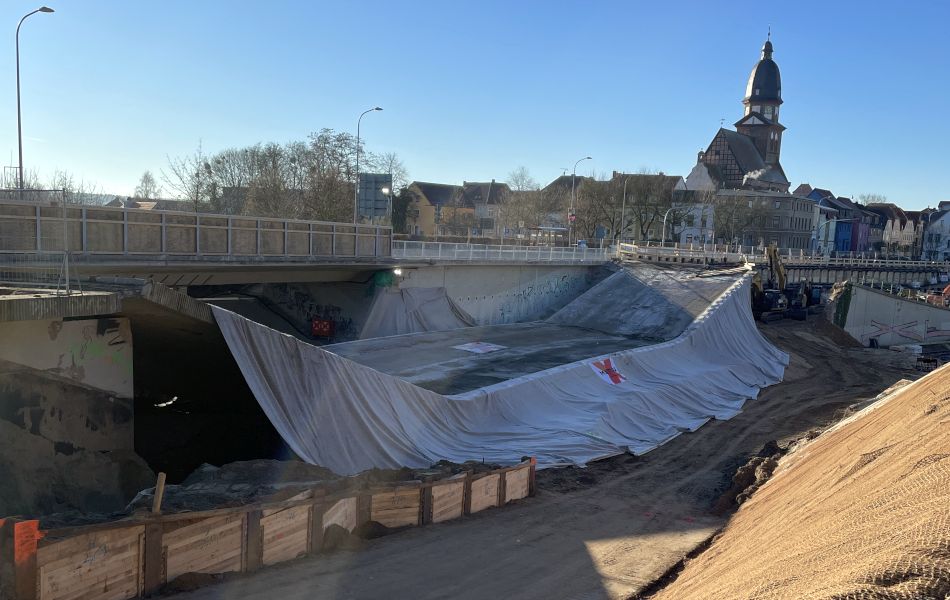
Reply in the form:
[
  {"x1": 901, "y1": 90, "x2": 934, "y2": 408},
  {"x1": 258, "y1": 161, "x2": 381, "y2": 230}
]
[
  {"x1": 60, "y1": 319, "x2": 133, "y2": 380},
  {"x1": 497, "y1": 273, "x2": 586, "y2": 323},
  {"x1": 864, "y1": 320, "x2": 950, "y2": 343},
  {"x1": 265, "y1": 283, "x2": 358, "y2": 340}
]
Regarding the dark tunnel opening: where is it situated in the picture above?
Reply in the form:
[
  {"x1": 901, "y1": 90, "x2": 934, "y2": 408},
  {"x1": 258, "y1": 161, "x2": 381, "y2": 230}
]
[{"x1": 125, "y1": 298, "x2": 295, "y2": 483}]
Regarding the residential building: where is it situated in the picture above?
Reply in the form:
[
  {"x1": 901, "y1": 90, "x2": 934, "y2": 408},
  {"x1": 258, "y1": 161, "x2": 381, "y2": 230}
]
[
  {"x1": 864, "y1": 203, "x2": 917, "y2": 256},
  {"x1": 813, "y1": 203, "x2": 839, "y2": 255},
  {"x1": 712, "y1": 189, "x2": 817, "y2": 249},
  {"x1": 922, "y1": 202, "x2": 950, "y2": 261},
  {"x1": 462, "y1": 180, "x2": 510, "y2": 236},
  {"x1": 404, "y1": 181, "x2": 466, "y2": 237}
]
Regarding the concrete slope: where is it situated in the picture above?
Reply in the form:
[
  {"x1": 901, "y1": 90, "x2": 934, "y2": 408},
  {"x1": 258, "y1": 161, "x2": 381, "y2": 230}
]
[
  {"x1": 654, "y1": 363, "x2": 950, "y2": 600},
  {"x1": 547, "y1": 265, "x2": 736, "y2": 339}
]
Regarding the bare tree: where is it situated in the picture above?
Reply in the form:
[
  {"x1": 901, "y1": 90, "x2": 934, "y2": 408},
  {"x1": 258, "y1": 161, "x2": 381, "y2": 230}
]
[
  {"x1": 368, "y1": 151, "x2": 409, "y2": 192},
  {"x1": 162, "y1": 142, "x2": 211, "y2": 212},
  {"x1": 858, "y1": 193, "x2": 887, "y2": 205},
  {"x1": 134, "y1": 170, "x2": 161, "y2": 200},
  {"x1": 48, "y1": 170, "x2": 107, "y2": 205}
]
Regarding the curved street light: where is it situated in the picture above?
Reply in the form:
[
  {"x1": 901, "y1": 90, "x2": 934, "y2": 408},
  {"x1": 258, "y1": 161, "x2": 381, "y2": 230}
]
[
  {"x1": 569, "y1": 156, "x2": 591, "y2": 245},
  {"x1": 16, "y1": 6, "x2": 54, "y2": 192},
  {"x1": 354, "y1": 106, "x2": 383, "y2": 223}
]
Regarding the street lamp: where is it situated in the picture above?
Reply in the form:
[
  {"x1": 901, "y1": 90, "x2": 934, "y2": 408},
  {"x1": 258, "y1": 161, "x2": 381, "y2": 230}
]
[
  {"x1": 354, "y1": 106, "x2": 382, "y2": 223},
  {"x1": 16, "y1": 6, "x2": 54, "y2": 192},
  {"x1": 661, "y1": 206, "x2": 678, "y2": 246},
  {"x1": 381, "y1": 186, "x2": 392, "y2": 226},
  {"x1": 569, "y1": 156, "x2": 591, "y2": 245},
  {"x1": 620, "y1": 173, "x2": 629, "y2": 244}
]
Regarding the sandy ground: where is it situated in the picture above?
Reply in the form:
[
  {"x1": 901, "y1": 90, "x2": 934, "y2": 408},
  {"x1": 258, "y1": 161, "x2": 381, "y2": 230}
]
[
  {"x1": 653, "y1": 351, "x2": 950, "y2": 598},
  {"x1": 171, "y1": 317, "x2": 919, "y2": 600}
]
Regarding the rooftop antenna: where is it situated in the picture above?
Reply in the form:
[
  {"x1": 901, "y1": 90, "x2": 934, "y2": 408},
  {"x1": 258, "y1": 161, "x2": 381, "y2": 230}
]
[
  {"x1": 720, "y1": 118, "x2": 725, "y2": 128},
  {"x1": 560, "y1": 167, "x2": 568, "y2": 176},
  {"x1": 767, "y1": 25, "x2": 771, "y2": 41}
]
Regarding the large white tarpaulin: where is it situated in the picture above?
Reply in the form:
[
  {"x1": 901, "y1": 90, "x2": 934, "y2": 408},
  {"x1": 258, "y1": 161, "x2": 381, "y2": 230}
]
[{"x1": 212, "y1": 274, "x2": 788, "y2": 475}]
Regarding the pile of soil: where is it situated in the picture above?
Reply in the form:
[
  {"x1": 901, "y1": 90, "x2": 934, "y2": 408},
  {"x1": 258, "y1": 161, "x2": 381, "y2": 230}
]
[{"x1": 652, "y1": 365, "x2": 950, "y2": 599}]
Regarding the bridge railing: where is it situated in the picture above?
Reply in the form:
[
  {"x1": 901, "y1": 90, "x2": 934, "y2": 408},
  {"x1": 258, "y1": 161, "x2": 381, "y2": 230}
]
[
  {"x1": 0, "y1": 200, "x2": 392, "y2": 260},
  {"x1": 392, "y1": 241, "x2": 610, "y2": 263},
  {"x1": 622, "y1": 242, "x2": 949, "y2": 270}
]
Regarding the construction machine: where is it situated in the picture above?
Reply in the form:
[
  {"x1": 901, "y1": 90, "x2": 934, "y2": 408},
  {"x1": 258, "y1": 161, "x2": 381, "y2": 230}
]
[{"x1": 751, "y1": 243, "x2": 789, "y2": 322}]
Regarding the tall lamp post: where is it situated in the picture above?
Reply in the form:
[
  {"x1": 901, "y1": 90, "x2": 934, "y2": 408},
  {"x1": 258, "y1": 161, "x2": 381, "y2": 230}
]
[
  {"x1": 16, "y1": 6, "x2": 54, "y2": 193},
  {"x1": 569, "y1": 156, "x2": 591, "y2": 245},
  {"x1": 354, "y1": 106, "x2": 382, "y2": 223},
  {"x1": 619, "y1": 173, "x2": 628, "y2": 244},
  {"x1": 661, "y1": 206, "x2": 678, "y2": 247}
]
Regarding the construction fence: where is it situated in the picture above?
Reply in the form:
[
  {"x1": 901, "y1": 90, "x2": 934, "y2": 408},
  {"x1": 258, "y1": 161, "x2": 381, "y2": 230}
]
[{"x1": 0, "y1": 460, "x2": 535, "y2": 600}]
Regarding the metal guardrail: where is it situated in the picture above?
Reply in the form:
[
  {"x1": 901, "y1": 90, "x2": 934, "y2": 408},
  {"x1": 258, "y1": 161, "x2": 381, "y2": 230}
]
[
  {"x1": 392, "y1": 241, "x2": 611, "y2": 263},
  {"x1": 623, "y1": 243, "x2": 950, "y2": 270},
  {"x1": 0, "y1": 199, "x2": 392, "y2": 260}
]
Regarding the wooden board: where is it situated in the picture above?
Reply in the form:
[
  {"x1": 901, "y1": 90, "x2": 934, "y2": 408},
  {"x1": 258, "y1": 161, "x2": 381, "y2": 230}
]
[
  {"x1": 469, "y1": 474, "x2": 500, "y2": 514},
  {"x1": 163, "y1": 514, "x2": 244, "y2": 582},
  {"x1": 323, "y1": 497, "x2": 357, "y2": 532},
  {"x1": 431, "y1": 480, "x2": 465, "y2": 523},
  {"x1": 505, "y1": 465, "x2": 530, "y2": 503},
  {"x1": 370, "y1": 487, "x2": 420, "y2": 529},
  {"x1": 261, "y1": 505, "x2": 310, "y2": 566},
  {"x1": 36, "y1": 525, "x2": 144, "y2": 600}
]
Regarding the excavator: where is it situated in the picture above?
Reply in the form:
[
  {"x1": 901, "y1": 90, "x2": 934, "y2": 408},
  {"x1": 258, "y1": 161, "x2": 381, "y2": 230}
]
[
  {"x1": 751, "y1": 243, "x2": 815, "y2": 321},
  {"x1": 751, "y1": 243, "x2": 789, "y2": 322}
]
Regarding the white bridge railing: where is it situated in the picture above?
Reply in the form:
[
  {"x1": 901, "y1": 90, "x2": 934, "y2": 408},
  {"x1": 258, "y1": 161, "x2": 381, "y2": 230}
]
[
  {"x1": 622, "y1": 242, "x2": 950, "y2": 270},
  {"x1": 393, "y1": 241, "x2": 611, "y2": 263}
]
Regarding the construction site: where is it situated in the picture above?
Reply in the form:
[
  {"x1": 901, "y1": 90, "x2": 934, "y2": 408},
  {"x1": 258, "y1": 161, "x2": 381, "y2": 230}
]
[{"x1": 1, "y1": 208, "x2": 949, "y2": 600}]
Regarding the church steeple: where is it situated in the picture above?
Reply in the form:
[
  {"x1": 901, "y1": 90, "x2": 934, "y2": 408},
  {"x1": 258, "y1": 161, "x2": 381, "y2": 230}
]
[{"x1": 737, "y1": 35, "x2": 785, "y2": 167}]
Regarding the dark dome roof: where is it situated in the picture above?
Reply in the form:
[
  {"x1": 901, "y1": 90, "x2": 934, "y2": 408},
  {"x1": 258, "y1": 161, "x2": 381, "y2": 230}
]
[{"x1": 744, "y1": 39, "x2": 782, "y2": 104}]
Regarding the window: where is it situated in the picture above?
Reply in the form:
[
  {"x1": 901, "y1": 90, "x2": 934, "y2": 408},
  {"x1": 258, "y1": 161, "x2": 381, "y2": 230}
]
[
  {"x1": 774, "y1": 200, "x2": 782, "y2": 209},
  {"x1": 772, "y1": 216, "x2": 780, "y2": 228},
  {"x1": 685, "y1": 215, "x2": 695, "y2": 227}
]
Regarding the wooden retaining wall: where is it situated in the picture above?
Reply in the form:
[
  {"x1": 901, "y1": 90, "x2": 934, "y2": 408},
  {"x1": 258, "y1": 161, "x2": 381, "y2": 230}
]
[{"x1": 0, "y1": 459, "x2": 536, "y2": 600}]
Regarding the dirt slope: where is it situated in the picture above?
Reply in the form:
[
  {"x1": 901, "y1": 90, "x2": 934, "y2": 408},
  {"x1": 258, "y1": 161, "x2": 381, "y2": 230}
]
[
  {"x1": 171, "y1": 318, "x2": 919, "y2": 600},
  {"x1": 653, "y1": 364, "x2": 950, "y2": 600}
]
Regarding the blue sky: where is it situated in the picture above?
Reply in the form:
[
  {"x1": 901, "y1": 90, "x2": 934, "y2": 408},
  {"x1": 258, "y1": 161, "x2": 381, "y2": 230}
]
[{"x1": 1, "y1": 0, "x2": 947, "y2": 209}]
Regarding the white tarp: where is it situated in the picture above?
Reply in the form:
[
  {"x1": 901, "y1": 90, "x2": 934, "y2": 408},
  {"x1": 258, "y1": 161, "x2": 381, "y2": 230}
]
[
  {"x1": 212, "y1": 275, "x2": 789, "y2": 475},
  {"x1": 359, "y1": 287, "x2": 475, "y2": 339}
]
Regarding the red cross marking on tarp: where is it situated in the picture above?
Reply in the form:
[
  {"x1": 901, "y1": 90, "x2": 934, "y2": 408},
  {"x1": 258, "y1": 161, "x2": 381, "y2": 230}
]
[{"x1": 592, "y1": 358, "x2": 626, "y2": 384}]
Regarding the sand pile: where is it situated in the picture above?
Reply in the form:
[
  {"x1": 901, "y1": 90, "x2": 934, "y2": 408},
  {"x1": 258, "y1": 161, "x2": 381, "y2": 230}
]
[{"x1": 652, "y1": 364, "x2": 950, "y2": 599}]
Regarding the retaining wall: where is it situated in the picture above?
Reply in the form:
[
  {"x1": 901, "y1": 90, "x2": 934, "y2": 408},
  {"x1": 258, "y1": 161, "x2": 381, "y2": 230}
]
[
  {"x1": 0, "y1": 460, "x2": 535, "y2": 600},
  {"x1": 842, "y1": 284, "x2": 950, "y2": 347},
  {"x1": 400, "y1": 264, "x2": 603, "y2": 325}
]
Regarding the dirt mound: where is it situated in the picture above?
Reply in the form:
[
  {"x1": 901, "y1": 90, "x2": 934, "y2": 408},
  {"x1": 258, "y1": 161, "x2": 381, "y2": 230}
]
[
  {"x1": 652, "y1": 364, "x2": 950, "y2": 600},
  {"x1": 711, "y1": 441, "x2": 788, "y2": 515}
]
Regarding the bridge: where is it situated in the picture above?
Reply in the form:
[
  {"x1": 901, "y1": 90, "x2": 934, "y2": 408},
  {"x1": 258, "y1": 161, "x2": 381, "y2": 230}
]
[
  {"x1": 0, "y1": 200, "x2": 609, "y2": 285},
  {"x1": 620, "y1": 242, "x2": 950, "y2": 285},
  {"x1": 3, "y1": 198, "x2": 947, "y2": 288}
]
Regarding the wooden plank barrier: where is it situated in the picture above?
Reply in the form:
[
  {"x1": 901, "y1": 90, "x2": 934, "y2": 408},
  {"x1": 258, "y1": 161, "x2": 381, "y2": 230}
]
[
  {"x1": 370, "y1": 486, "x2": 421, "y2": 529},
  {"x1": 163, "y1": 514, "x2": 244, "y2": 581},
  {"x1": 261, "y1": 505, "x2": 310, "y2": 566},
  {"x1": 36, "y1": 525, "x2": 144, "y2": 600},
  {"x1": 322, "y1": 497, "x2": 358, "y2": 533},
  {"x1": 431, "y1": 474, "x2": 466, "y2": 523},
  {"x1": 0, "y1": 460, "x2": 536, "y2": 600},
  {"x1": 469, "y1": 474, "x2": 501, "y2": 514}
]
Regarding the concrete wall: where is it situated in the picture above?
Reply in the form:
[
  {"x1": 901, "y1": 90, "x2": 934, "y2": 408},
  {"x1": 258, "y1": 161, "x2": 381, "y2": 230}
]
[
  {"x1": 842, "y1": 285, "x2": 950, "y2": 347},
  {"x1": 400, "y1": 264, "x2": 603, "y2": 325},
  {"x1": 254, "y1": 264, "x2": 603, "y2": 341},
  {"x1": 0, "y1": 316, "x2": 148, "y2": 516},
  {"x1": 0, "y1": 317, "x2": 134, "y2": 452},
  {"x1": 0, "y1": 317, "x2": 133, "y2": 397}
]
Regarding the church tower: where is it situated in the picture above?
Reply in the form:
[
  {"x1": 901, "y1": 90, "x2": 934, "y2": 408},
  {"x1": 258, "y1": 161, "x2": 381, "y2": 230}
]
[{"x1": 735, "y1": 35, "x2": 785, "y2": 167}]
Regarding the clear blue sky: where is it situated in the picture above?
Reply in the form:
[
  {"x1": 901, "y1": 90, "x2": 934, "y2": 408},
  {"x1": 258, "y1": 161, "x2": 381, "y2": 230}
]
[{"x1": 2, "y1": 0, "x2": 947, "y2": 209}]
